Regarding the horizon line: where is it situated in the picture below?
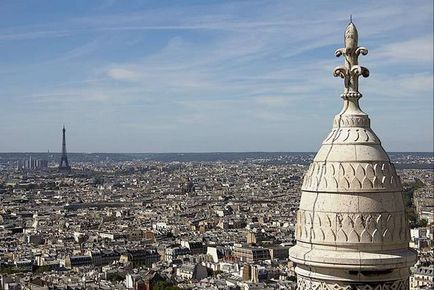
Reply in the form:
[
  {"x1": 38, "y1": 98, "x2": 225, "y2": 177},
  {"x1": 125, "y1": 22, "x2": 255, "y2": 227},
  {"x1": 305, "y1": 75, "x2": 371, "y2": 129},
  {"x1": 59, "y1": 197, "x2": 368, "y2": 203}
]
[{"x1": 0, "y1": 151, "x2": 432, "y2": 154}]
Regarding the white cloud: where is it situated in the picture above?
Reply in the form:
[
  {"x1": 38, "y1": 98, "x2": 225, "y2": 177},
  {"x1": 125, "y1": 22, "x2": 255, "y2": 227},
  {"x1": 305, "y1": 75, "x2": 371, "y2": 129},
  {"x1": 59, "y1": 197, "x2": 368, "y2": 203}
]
[
  {"x1": 255, "y1": 96, "x2": 290, "y2": 107},
  {"x1": 28, "y1": 90, "x2": 111, "y2": 104},
  {"x1": 366, "y1": 73, "x2": 433, "y2": 100},
  {"x1": 374, "y1": 36, "x2": 433, "y2": 64},
  {"x1": 106, "y1": 68, "x2": 140, "y2": 81}
]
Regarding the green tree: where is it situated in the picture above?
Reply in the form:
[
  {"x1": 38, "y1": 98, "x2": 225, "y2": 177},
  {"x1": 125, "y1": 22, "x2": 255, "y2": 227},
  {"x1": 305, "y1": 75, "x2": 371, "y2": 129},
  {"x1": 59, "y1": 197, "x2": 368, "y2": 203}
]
[
  {"x1": 154, "y1": 281, "x2": 181, "y2": 290},
  {"x1": 34, "y1": 265, "x2": 50, "y2": 273},
  {"x1": 107, "y1": 272, "x2": 124, "y2": 282},
  {"x1": 419, "y1": 219, "x2": 428, "y2": 227}
]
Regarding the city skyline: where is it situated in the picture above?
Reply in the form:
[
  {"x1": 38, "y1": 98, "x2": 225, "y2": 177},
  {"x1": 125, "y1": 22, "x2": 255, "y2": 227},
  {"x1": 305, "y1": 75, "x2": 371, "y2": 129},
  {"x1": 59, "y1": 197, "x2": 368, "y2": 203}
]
[{"x1": 0, "y1": 0, "x2": 432, "y2": 153}]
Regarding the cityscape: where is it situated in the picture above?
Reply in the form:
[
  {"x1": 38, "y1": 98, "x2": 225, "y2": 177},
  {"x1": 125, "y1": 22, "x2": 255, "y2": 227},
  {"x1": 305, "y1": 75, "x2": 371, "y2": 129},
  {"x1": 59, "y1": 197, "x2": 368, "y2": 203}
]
[
  {"x1": 0, "y1": 1, "x2": 433, "y2": 290},
  {"x1": 0, "y1": 126, "x2": 433, "y2": 289}
]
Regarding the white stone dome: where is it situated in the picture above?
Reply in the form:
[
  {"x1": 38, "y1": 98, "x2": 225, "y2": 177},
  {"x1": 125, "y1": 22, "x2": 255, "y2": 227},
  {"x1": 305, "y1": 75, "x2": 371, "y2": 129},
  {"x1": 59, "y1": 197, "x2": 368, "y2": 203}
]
[{"x1": 288, "y1": 21, "x2": 416, "y2": 290}]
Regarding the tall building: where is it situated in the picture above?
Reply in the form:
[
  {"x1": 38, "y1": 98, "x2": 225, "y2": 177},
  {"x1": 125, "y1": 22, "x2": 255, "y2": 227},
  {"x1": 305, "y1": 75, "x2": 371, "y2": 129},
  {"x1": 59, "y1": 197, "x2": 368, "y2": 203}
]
[
  {"x1": 288, "y1": 21, "x2": 417, "y2": 289},
  {"x1": 59, "y1": 125, "x2": 71, "y2": 171},
  {"x1": 17, "y1": 156, "x2": 48, "y2": 171}
]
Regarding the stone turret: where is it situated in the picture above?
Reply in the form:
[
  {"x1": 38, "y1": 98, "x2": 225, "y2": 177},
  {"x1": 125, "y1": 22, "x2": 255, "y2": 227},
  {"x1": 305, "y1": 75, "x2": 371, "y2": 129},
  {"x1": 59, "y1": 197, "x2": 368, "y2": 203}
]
[{"x1": 288, "y1": 20, "x2": 417, "y2": 289}]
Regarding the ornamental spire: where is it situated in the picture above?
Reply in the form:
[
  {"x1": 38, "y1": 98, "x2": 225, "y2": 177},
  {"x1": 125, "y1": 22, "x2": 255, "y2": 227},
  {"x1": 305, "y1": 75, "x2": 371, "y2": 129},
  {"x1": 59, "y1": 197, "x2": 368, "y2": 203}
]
[{"x1": 333, "y1": 19, "x2": 369, "y2": 99}]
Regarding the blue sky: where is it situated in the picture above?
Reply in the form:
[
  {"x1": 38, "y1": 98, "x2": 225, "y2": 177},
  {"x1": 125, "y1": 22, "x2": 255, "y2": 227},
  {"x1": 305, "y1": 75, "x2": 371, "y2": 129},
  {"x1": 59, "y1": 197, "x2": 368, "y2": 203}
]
[{"x1": 0, "y1": 0, "x2": 432, "y2": 153}]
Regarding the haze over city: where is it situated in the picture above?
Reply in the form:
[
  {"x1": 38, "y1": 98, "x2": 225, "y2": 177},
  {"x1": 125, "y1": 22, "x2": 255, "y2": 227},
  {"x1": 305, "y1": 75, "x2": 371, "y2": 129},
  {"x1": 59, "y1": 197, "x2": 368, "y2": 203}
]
[{"x1": 0, "y1": 0, "x2": 432, "y2": 153}]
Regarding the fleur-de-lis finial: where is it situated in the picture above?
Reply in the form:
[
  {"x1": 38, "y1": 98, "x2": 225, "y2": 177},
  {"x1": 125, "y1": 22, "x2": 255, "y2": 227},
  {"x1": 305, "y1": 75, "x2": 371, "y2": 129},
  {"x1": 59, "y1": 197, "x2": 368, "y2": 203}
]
[{"x1": 333, "y1": 20, "x2": 369, "y2": 99}]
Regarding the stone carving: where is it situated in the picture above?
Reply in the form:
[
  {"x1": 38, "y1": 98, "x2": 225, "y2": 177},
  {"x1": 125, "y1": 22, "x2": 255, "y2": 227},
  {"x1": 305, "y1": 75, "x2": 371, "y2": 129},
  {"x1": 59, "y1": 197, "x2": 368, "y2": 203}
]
[
  {"x1": 295, "y1": 210, "x2": 409, "y2": 244},
  {"x1": 288, "y1": 21, "x2": 416, "y2": 287},
  {"x1": 333, "y1": 21, "x2": 369, "y2": 99},
  {"x1": 323, "y1": 127, "x2": 380, "y2": 145},
  {"x1": 301, "y1": 162, "x2": 401, "y2": 192},
  {"x1": 297, "y1": 277, "x2": 408, "y2": 290},
  {"x1": 333, "y1": 115, "x2": 370, "y2": 128}
]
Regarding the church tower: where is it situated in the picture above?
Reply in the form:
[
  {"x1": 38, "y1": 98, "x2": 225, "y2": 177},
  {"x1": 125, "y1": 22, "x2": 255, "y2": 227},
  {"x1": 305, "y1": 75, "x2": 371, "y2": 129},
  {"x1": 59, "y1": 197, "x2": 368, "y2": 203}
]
[{"x1": 288, "y1": 21, "x2": 416, "y2": 289}]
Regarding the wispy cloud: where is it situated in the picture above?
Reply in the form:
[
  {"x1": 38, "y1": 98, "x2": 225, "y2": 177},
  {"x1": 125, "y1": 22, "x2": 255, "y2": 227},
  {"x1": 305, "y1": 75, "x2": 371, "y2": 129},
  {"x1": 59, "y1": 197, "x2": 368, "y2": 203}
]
[
  {"x1": 106, "y1": 68, "x2": 140, "y2": 81},
  {"x1": 374, "y1": 36, "x2": 433, "y2": 64},
  {"x1": 0, "y1": 0, "x2": 431, "y2": 152},
  {"x1": 0, "y1": 29, "x2": 72, "y2": 41},
  {"x1": 255, "y1": 96, "x2": 290, "y2": 107}
]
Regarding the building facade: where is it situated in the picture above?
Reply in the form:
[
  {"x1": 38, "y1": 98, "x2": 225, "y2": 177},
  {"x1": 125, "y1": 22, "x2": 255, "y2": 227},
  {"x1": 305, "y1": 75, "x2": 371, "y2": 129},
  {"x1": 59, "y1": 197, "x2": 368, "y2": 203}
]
[{"x1": 233, "y1": 245, "x2": 270, "y2": 263}]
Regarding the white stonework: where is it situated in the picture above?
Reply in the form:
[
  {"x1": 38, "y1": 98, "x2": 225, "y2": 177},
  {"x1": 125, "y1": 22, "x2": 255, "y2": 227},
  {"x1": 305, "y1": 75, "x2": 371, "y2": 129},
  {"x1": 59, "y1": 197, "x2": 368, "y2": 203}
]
[{"x1": 288, "y1": 21, "x2": 417, "y2": 289}]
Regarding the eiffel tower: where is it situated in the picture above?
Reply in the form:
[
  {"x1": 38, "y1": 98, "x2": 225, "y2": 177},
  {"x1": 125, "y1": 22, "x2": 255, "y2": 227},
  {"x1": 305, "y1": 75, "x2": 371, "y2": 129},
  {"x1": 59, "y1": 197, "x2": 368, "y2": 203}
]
[{"x1": 59, "y1": 125, "x2": 71, "y2": 171}]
